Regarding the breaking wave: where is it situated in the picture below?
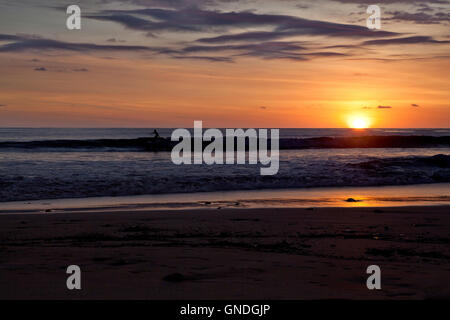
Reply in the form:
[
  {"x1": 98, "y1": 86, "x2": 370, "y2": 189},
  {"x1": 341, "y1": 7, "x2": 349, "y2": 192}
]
[
  {"x1": 0, "y1": 135, "x2": 449, "y2": 151},
  {"x1": 0, "y1": 153, "x2": 448, "y2": 202}
]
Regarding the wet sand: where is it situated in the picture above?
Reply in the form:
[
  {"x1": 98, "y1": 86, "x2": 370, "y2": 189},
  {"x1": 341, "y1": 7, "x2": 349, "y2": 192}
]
[{"x1": 0, "y1": 206, "x2": 449, "y2": 299}]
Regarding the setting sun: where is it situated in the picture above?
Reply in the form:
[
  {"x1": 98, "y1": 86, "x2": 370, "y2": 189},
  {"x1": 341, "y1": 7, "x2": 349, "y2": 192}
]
[{"x1": 348, "y1": 116, "x2": 371, "y2": 129}]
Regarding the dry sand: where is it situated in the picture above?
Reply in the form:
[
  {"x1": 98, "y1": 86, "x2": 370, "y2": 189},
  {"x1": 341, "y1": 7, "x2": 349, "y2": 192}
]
[{"x1": 0, "y1": 206, "x2": 449, "y2": 300}]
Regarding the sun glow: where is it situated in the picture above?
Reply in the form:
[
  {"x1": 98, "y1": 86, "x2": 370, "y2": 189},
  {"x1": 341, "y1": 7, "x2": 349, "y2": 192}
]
[{"x1": 348, "y1": 115, "x2": 371, "y2": 129}]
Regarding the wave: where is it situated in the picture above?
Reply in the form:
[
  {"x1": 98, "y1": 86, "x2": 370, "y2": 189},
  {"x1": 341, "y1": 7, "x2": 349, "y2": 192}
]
[
  {"x1": 1, "y1": 154, "x2": 448, "y2": 202},
  {"x1": 350, "y1": 154, "x2": 450, "y2": 183},
  {"x1": 351, "y1": 154, "x2": 450, "y2": 170},
  {"x1": 0, "y1": 135, "x2": 449, "y2": 151}
]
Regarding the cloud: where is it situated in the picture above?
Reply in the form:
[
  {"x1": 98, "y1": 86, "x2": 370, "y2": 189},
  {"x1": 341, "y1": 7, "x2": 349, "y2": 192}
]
[
  {"x1": 106, "y1": 38, "x2": 126, "y2": 43},
  {"x1": 378, "y1": 105, "x2": 392, "y2": 109},
  {"x1": 330, "y1": 0, "x2": 448, "y2": 4},
  {"x1": 99, "y1": 0, "x2": 317, "y2": 10},
  {"x1": 182, "y1": 41, "x2": 306, "y2": 54},
  {"x1": 0, "y1": 34, "x2": 165, "y2": 53},
  {"x1": 0, "y1": 104, "x2": 7, "y2": 107},
  {"x1": 1, "y1": 1, "x2": 446, "y2": 65},
  {"x1": 170, "y1": 55, "x2": 233, "y2": 62},
  {"x1": 180, "y1": 41, "x2": 347, "y2": 61},
  {"x1": 196, "y1": 30, "x2": 362, "y2": 44},
  {"x1": 0, "y1": 33, "x2": 348, "y2": 62},
  {"x1": 260, "y1": 106, "x2": 268, "y2": 110},
  {"x1": 0, "y1": 34, "x2": 22, "y2": 41},
  {"x1": 363, "y1": 36, "x2": 450, "y2": 46},
  {"x1": 72, "y1": 68, "x2": 89, "y2": 72},
  {"x1": 197, "y1": 31, "x2": 297, "y2": 44},
  {"x1": 87, "y1": 7, "x2": 398, "y2": 40},
  {"x1": 385, "y1": 11, "x2": 450, "y2": 25},
  {"x1": 34, "y1": 67, "x2": 47, "y2": 71},
  {"x1": 411, "y1": 103, "x2": 420, "y2": 107},
  {"x1": 98, "y1": 0, "x2": 223, "y2": 9},
  {"x1": 238, "y1": 50, "x2": 347, "y2": 61}
]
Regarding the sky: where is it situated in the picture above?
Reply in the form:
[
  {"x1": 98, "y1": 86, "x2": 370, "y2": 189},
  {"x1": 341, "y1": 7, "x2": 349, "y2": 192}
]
[{"x1": 0, "y1": 0, "x2": 449, "y2": 128}]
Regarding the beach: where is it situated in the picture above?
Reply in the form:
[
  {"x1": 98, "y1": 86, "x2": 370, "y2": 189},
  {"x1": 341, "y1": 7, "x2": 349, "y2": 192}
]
[
  {"x1": 1, "y1": 205, "x2": 449, "y2": 300},
  {"x1": 0, "y1": 128, "x2": 448, "y2": 300}
]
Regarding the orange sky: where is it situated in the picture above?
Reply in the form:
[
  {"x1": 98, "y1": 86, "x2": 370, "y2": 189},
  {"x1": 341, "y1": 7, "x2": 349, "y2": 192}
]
[{"x1": 0, "y1": 0, "x2": 449, "y2": 128}]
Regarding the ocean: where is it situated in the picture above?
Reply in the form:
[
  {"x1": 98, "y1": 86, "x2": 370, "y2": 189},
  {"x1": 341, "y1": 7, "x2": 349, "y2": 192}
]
[{"x1": 0, "y1": 128, "x2": 449, "y2": 203}]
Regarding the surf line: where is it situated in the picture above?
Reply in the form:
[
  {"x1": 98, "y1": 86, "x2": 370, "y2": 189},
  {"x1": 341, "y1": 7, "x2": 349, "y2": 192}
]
[{"x1": 170, "y1": 121, "x2": 279, "y2": 175}]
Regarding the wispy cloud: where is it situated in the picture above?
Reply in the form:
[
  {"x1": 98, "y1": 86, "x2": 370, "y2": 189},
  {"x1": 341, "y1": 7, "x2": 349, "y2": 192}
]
[
  {"x1": 87, "y1": 7, "x2": 399, "y2": 39},
  {"x1": 1, "y1": 2, "x2": 448, "y2": 65},
  {"x1": 363, "y1": 36, "x2": 450, "y2": 46},
  {"x1": 330, "y1": 0, "x2": 447, "y2": 4},
  {"x1": 180, "y1": 41, "x2": 347, "y2": 61},
  {"x1": 385, "y1": 10, "x2": 450, "y2": 24},
  {"x1": 0, "y1": 33, "x2": 349, "y2": 62},
  {"x1": 0, "y1": 34, "x2": 165, "y2": 53},
  {"x1": 170, "y1": 55, "x2": 233, "y2": 62}
]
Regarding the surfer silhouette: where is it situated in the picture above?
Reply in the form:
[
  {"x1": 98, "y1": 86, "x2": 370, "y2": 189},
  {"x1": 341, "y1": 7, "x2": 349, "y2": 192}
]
[{"x1": 152, "y1": 129, "x2": 160, "y2": 139}]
